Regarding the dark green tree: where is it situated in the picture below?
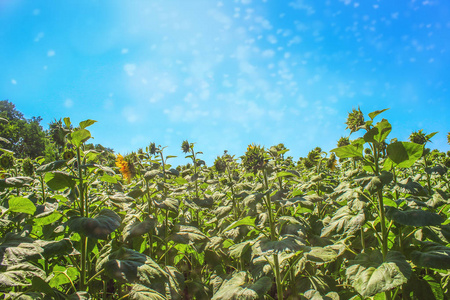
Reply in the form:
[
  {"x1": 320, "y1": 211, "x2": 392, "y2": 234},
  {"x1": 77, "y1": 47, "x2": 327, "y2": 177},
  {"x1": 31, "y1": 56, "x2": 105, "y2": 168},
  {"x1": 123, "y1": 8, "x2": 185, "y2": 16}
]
[{"x1": 0, "y1": 100, "x2": 47, "y2": 158}]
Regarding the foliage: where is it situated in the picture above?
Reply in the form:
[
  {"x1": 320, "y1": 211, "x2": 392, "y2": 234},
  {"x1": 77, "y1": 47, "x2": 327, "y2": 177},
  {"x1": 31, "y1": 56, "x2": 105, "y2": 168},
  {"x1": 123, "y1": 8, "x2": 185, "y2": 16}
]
[{"x1": 0, "y1": 105, "x2": 449, "y2": 300}]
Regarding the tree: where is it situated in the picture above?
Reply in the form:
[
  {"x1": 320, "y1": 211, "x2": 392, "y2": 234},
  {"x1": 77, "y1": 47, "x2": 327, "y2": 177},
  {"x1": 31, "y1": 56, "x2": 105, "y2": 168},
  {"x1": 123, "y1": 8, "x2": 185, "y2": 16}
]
[{"x1": 0, "y1": 100, "x2": 47, "y2": 158}]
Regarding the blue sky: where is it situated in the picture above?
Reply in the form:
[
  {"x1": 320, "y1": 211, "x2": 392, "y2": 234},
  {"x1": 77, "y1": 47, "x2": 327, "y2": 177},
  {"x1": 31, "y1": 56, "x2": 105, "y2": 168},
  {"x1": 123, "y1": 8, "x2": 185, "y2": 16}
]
[{"x1": 1, "y1": 0, "x2": 449, "y2": 166}]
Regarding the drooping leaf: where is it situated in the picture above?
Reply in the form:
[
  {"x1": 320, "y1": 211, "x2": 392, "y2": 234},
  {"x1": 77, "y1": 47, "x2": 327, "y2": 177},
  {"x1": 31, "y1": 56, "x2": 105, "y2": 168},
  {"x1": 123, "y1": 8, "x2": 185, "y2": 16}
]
[
  {"x1": 305, "y1": 244, "x2": 346, "y2": 264},
  {"x1": 100, "y1": 174, "x2": 118, "y2": 184},
  {"x1": 346, "y1": 251, "x2": 411, "y2": 297},
  {"x1": 67, "y1": 209, "x2": 121, "y2": 240},
  {"x1": 164, "y1": 266, "x2": 185, "y2": 300},
  {"x1": 155, "y1": 198, "x2": 179, "y2": 213},
  {"x1": 124, "y1": 216, "x2": 156, "y2": 240},
  {"x1": 212, "y1": 272, "x2": 272, "y2": 300},
  {"x1": 169, "y1": 225, "x2": 209, "y2": 245},
  {"x1": 385, "y1": 142, "x2": 423, "y2": 168},
  {"x1": 36, "y1": 160, "x2": 67, "y2": 173},
  {"x1": 129, "y1": 284, "x2": 167, "y2": 300},
  {"x1": 253, "y1": 235, "x2": 305, "y2": 255},
  {"x1": 229, "y1": 240, "x2": 254, "y2": 259},
  {"x1": 104, "y1": 248, "x2": 168, "y2": 291},
  {"x1": 411, "y1": 242, "x2": 450, "y2": 269},
  {"x1": 8, "y1": 196, "x2": 36, "y2": 215},
  {"x1": 34, "y1": 239, "x2": 74, "y2": 259},
  {"x1": 0, "y1": 263, "x2": 46, "y2": 287},
  {"x1": 302, "y1": 290, "x2": 340, "y2": 300},
  {"x1": 425, "y1": 165, "x2": 447, "y2": 176},
  {"x1": 385, "y1": 207, "x2": 443, "y2": 227},
  {"x1": 223, "y1": 217, "x2": 256, "y2": 232},
  {"x1": 321, "y1": 206, "x2": 365, "y2": 237},
  {"x1": 394, "y1": 177, "x2": 427, "y2": 196},
  {"x1": 0, "y1": 176, "x2": 35, "y2": 188}
]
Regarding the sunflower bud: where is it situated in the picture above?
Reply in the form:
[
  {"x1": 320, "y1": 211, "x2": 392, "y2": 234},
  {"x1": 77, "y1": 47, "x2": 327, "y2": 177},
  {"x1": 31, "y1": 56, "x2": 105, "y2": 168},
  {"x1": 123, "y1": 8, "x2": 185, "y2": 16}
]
[
  {"x1": 149, "y1": 142, "x2": 157, "y2": 155},
  {"x1": 214, "y1": 156, "x2": 227, "y2": 173},
  {"x1": 345, "y1": 107, "x2": 365, "y2": 133},
  {"x1": 447, "y1": 132, "x2": 450, "y2": 145}
]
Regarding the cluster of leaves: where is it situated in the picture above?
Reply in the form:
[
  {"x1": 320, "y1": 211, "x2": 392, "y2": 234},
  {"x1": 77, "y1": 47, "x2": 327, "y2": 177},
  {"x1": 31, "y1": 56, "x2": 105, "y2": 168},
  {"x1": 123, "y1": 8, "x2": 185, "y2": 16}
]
[{"x1": 0, "y1": 107, "x2": 450, "y2": 300}]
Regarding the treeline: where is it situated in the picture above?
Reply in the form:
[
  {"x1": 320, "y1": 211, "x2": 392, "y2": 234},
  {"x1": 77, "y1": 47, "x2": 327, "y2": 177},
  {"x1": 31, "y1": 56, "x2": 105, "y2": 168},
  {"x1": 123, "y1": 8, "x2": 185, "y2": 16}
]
[{"x1": 0, "y1": 100, "x2": 114, "y2": 162}]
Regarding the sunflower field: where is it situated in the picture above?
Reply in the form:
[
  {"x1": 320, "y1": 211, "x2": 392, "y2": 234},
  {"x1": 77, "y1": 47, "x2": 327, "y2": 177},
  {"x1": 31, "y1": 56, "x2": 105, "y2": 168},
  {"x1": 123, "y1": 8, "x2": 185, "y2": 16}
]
[{"x1": 1, "y1": 108, "x2": 450, "y2": 299}]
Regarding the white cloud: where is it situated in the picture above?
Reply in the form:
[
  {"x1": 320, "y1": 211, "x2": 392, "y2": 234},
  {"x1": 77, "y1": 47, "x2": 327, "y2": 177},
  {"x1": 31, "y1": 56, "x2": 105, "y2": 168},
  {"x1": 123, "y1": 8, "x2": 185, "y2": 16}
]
[
  {"x1": 124, "y1": 64, "x2": 136, "y2": 76},
  {"x1": 122, "y1": 107, "x2": 139, "y2": 123},
  {"x1": 121, "y1": 48, "x2": 129, "y2": 54},
  {"x1": 34, "y1": 32, "x2": 44, "y2": 42},
  {"x1": 289, "y1": 0, "x2": 315, "y2": 15},
  {"x1": 33, "y1": 9, "x2": 40, "y2": 15},
  {"x1": 47, "y1": 50, "x2": 55, "y2": 57},
  {"x1": 64, "y1": 99, "x2": 73, "y2": 108},
  {"x1": 267, "y1": 35, "x2": 278, "y2": 44},
  {"x1": 11, "y1": 79, "x2": 17, "y2": 85},
  {"x1": 261, "y1": 49, "x2": 275, "y2": 58}
]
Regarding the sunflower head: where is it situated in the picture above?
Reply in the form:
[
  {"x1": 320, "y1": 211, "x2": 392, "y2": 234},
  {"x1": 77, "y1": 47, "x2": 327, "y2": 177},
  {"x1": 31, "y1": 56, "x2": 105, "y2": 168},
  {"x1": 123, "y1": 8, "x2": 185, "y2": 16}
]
[
  {"x1": 115, "y1": 154, "x2": 135, "y2": 183},
  {"x1": 0, "y1": 153, "x2": 14, "y2": 169},
  {"x1": 214, "y1": 156, "x2": 227, "y2": 173},
  {"x1": 303, "y1": 158, "x2": 315, "y2": 169},
  {"x1": 307, "y1": 148, "x2": 321, "y2": 163},
  {"x1": 149, "y1": 142, "x2": 157, "y2": 155},
  {"x1": 447, "y1": 132, "x2": 450, "y2": 145},
  {"x1": 444, "y1": 157, "x2": 450, "y2": 168},
  {"x1": 22, "y1": 158, "x2": 34, "y2": 176},
  {"x1": 63, "y1": 149, "x2": 75, "y2": 160},
  {"x1": 409, "y1": 130, "x2": 428, "y2": 145},
  {"x1": 242, "y1": 144, "x2": 267, "y2": 173},
  {"x1": 181, "y1": 140, "x2": 191, "y2": 154},
  {"x1": 326, "y1": 153, "x2": 337, "y2": 171},
  {"x1": 345, "y1": 107, "x2": 365, "y2": 133}
]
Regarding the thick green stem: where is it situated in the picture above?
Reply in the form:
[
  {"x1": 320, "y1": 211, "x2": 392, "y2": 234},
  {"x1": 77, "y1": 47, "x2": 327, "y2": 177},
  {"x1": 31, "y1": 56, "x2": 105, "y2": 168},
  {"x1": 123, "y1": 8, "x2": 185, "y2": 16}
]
[{"x1": 77, "y1": 147, "x2": 87, "y2": 291}]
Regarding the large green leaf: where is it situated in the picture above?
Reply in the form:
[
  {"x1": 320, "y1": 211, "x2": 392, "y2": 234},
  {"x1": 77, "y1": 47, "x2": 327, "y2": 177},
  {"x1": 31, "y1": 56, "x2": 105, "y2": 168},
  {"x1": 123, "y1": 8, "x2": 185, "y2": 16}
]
[
  {"x1": 0, "y1": 263, "x2": 46, "y2": 287},
  {"x1": 1, "y1": 176, "x2": 35, "y2": 188},
  {"x1": 385, "y1": 142, "x2": 423, "y2": 169},
  {"x1": 368, "y1": 108, "x2": 389, "y2": 120},
  {"x1": 212, "y1": 272, "x2": 272, "y2": 300},
  {"x1": 104, "y1": 248, "x2": 168, "y2": 291},
  {"x1": 36, "y1": 160, "x2": 67, "y2": 173},
  {"x1": 169, "y1": 225, "x2": 209, "y2": 245},
  {"x1": 129, "y1": 284, "x2": 166, "y2": 300},
  {"x1": 67, "y1": 209, "x2": 121, "y2": 240},
  {"x1": 330, "y1": 144, "x2": 363, "y2": 159},
  {"x1": 253, "y1": 235, "x2": 305, "y2": 255},
  {"x1": 302, "y1": 290, "x2": 340, "y2": 300},
  {"x1": 385, "y1": 207, "x2": 443, "y2": 227},
  {"x1": 223, "y1": 217, "x2": 256, "y2": 232},
  {"x1": 70, "y1": 129, "x2": 91, "y2": 147},
  {"x1": 411, "y1": 242, "x2": 450, "y2": 269},
  {"x1": 44, "y1": 171, "x2": 76, "y2": 191},
  {"x1": 34, "y1": 239, "x2": 74, "y2": 259},
  {"x1": 394, "y1": 177, "x2": 427, "y2": 196},
  {"x1": 320, "y1": 206, "x2": 365, "y2": 237},
  {"x1": 164, "y1": 266, "x2": 185, "y2": 300},
  {"x1": 155, "y1": 198, "x2": 179, "y2": 213},
  {"x1": 305, "y1": 244, "x2": 346, "y2": 264},
  {"x1": 364, "y1": 119, "x2": 391, "y2": 144},
  {"x1": 8, "y1": 196, "x2": 36, "y2": 215},
  {"x1": 346, "y1": 251, "x2": 411, "y2": 297},
  {"x1": 78, "y1": 119, "x2": 97, "y2": 129}
]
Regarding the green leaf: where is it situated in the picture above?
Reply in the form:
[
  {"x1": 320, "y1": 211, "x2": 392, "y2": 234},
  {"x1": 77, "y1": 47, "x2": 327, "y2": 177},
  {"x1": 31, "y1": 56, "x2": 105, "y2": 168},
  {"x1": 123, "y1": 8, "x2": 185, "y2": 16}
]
[
  {"x1": 129, "y1": 284, "x2": 166, "y2": 300},
  {"x1": 394, "y1": 177, "x2": 427, "y2": 196},
  {"x1": 0, "y1": 263, "x2": 46, "y2": 287},
  {"x1": 8, "y1": 196, "x2": 36, "y2": 215},
  {"x1": 411, "y1": 242, "x2": 450, "y2": 269},
  {"x1": 67, "y1": 209, "x2": 121, "y2": 240},
  {"x1": 34, "y1": 239, "x2": 74, "y2": 259},
  {"x1": 44, "y1": 171, "x2": 76, "y2": 191},
  {"x1": 169, "y1": 225, "x2": 209, "y2": 245},
  {"x1": 70, "y1": 129, "x2": 91, "y2": 147},
  {"x1": 229, "y1": 241, "x2": 253, "y2": 259},
  {"x1": 100, "y1": 174, "x2": 118, "y2": 184},
  {"x1": 48, "y1": 266, "x2": 78, "y2": 288},
  {"x1": 276, "y1": 171, "x2": 299, "y2": 178},
  {"x1": 123, "y1": 216, "x2": 156, "y2": 240},
  {"x1": 33, "y1": 211, "x2": 62, "y2": 226},
  {"x1": 78, "y1": 119, "x2": 97, "y2": 129},
  {"x1": 36, "y1": 160, "x2": 67, "y2": 173},
  {"x1": 164, "y1": 266, "x2": 185, "y2": 300},
  {"x1": 212, "y1": 272, "x2": 272, "y2": 300},
  {"x1": 63, "y1": 117, "x2": 71, "y2": 128},
  {"x1": 223, "y1": 217, "x2": 256, "y2": 232},
  {"x1": 364, "y1": 119, "x2": 392, "y2": 144},
  {"x1": 385, "y1": 207, "x2": 443, "y2": 227},
  {"x1": 303, "y1": 290, "x2": 340, "y2": 300},
  {"x1": 305, "y1": 244, "x2": 346, "y2": 264},
  {"x1": 346, "y1": 251, "x2": 411, "y2": 297},
  {"x1": 104, "y1": 248, "x2": 168, "y2": 291},
  {"x1": 368, "y1": 108, "x2": 389, "y2": 120},
  {"x1": 0, "y1": 177, "x2": 34, "y2": 188},
  {"x1": 385, "y1": 142, "x2": 423, "y2": 168},
  {"x1": 32, "y1": 277, "x2": 56, "y2": 298},
  {"x1": 330, "y1": 144, "x2": 363, "y2": 159},
  {"x1": 321, "y1": 206, "x2": 365, "y2": 237}
]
